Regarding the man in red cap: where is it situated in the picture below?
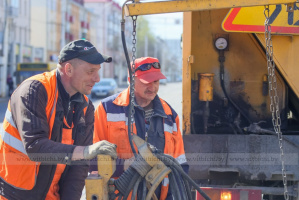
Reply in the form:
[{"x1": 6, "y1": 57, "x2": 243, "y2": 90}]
[{"x1": 93, "y1": 57, "x2": 188, "y2": 199}]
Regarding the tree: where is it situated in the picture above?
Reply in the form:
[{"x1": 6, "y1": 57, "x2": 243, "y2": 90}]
[{"x1": 136, "y1": 16, "x2": 157, "y2": 58}]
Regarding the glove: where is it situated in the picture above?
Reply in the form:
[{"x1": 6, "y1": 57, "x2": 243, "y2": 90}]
[{"x1": 83, "y1": 140, "x2": 117, "y2": 160}]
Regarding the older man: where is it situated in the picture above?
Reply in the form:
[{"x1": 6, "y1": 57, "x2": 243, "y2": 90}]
[
  {"x1": 93, "y1": 57, "x2": 188, "y2": 199},
  {"x1": 0, "y1": 39, "x2": 117, "y2": 200}
]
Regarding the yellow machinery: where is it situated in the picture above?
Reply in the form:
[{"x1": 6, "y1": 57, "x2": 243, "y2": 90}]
[
  {"x1": 85, "y1": 155, "x2": 115, "y2": 200},
  {"x1": 87, "y1": 0, "x2": 299, "y2": 199}
]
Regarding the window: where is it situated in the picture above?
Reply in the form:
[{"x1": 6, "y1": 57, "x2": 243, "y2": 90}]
[
  {"x1": 12, "y1": 0, "x2": 19, "y2": 7},
  {"x1": 51, "y1": 0, "x2": 56, "y2": 11},
  {"x1": 24, "y1": 0, "x2": 26, "y2": 16}
]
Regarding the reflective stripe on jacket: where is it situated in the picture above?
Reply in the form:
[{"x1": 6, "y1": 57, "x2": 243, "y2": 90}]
[
  {"x1": 0, "y1": 70, "x2": 89, "y2": 194},
  {"x1": 0, "y1": 70, "x2": 59, "y2": 190},
  {"x1": 94, "y1": 88, "x2": 187, "y2": 200}
]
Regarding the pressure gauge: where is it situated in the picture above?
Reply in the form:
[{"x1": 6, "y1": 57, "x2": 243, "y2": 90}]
[{"x1": 215, "y1": 37, "x2": 228, "y2": 50}]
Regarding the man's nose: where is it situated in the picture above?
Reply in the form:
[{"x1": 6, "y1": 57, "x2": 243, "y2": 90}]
[{"x1": 93, "y1": 72, "x2": 100, "y2": 82}]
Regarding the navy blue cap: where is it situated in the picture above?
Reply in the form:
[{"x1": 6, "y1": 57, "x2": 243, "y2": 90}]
[{"x1": 58, "y1": 39, "x2": 112, "y2": 64}]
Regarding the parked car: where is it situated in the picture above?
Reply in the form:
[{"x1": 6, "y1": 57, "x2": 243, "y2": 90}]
[
  {"x1": 159, "y1": 78, "x2": 167, "y2": 85},
  {"x1": 91, "y1": 78, "x2": 118, "y2": 98}
]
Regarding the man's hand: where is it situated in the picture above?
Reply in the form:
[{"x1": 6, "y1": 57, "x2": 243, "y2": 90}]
[{"x1": 83, "y1": 140, "x2": 117, "y2": 160}]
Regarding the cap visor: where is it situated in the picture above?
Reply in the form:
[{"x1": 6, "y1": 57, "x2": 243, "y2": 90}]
[
  {"x1": 137, "y1": 72, "x2": 166, "y2": 84},
  {"x1": 79, "y1": 53, "x2": 112, "y2": 64}
]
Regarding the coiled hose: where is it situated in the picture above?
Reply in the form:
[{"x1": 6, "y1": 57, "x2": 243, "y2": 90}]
[{"x1": 113, "y1": 152, "x2": 211, "y2": 200}]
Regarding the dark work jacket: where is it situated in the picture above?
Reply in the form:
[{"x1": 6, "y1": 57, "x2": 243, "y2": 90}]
[{"x1": 0, "y1": 71, "x2": 94, "y2": 200}]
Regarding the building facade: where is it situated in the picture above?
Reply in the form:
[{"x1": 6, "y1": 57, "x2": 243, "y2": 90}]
[
  {"x1": 0, "y1": 0, "x2": 36, "y2": 97},
  {"x1": 31, "y1": 0, "x2": 97, "y2": 63},
  {"x1": 84, "y1": 0, "x2": 133, "y2": 85}
]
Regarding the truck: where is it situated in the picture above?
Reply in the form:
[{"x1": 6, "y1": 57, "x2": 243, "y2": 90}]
[{"x1": 87, "y1": 1, "x2": 299, "y2": 200}]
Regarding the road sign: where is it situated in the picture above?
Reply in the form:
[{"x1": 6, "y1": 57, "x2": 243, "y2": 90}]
[{"x1": 222, "y1": 4, "x2": 299, "y2": 35}]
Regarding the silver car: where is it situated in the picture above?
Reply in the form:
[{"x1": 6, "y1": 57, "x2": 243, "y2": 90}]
[{"x1": 91, "y1": 78, "x2": 118, "y2": 98}]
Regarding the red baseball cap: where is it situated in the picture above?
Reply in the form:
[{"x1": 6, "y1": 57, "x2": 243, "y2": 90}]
[{"x1": 132, "y1": 57, "x2": 166, "y2": 84}]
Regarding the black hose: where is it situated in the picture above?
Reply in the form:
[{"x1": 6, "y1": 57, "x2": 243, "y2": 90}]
[
  {"x1": 218, "y1": 52, "x2": 252, "y2": 124},
  {"x1": 131, "y1": 176, "x2": 142, "y2": 200},
  {"x1": 159, "y1": 154, "x2": 186, "y2": 199},
  {"x1": 182, "y1": 176, "x2": 192, "y2": 200},
  {"x1": 156, "y1": 154, "x2": 211, "y2": 200},
  {"x1": 121, "y1": 20, "x2": 137, "y2": 157},
  {"x1": 169, "y1": 172, "x2": 181, "y2": 200},
  {"x1": 114, "y1": 167, "x2": 137, "y2": 195},
  {"x1": 124, "y1": 172, "x2": 141, "y2": 199},
  {"x1": 171, "y1": 166, "x2": 187, "y2": 200},
  {"x1": 157, "y1": 153, "x2": 189, "y2": 199},
  {"x1": 142, "y1": 179, "x2": 147, "y2": 200}
]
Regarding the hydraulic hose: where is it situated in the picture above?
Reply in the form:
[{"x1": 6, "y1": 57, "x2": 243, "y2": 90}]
[
  {"x1": 121, "y1": 0, "x2": 137, "y2": 157},
  {"x1": 218, "y1": 52, "x2": 252, "y2": 125},
  {"x1": 169, "y1": 172, "x2": 182, "y2": 200},
  {"x1": 171, "y1": 166, "x2": 187, "y2": 200},
  {"x1": 114, "y1": 167, "x2": 137, "y2": 195},
  {"x1": 113, "y1": 153, "x2": 210, "y2": 200},
  {"x1": 124, "y1": 172, "x2": 141, "y2": 199},
  {"x1": 142, "y1": 179, "x2": 147, "y2": 200},
  {"x1": 156, "y1": 154, "x2": 211, "y2": 200},
  {"x1": 160, "y1": 154, "x2": 187, "y2": 199},
  {"x1": 131, "y1": 176, "x2": 142, "y2": 200},
  {"x1": 182, "y1": 176, "x2": 193, "y2": 200}
]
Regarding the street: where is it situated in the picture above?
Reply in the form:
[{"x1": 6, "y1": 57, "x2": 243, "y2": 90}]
[{"x1": 0, "y1": 82, "x2": 182, "y2": 131}]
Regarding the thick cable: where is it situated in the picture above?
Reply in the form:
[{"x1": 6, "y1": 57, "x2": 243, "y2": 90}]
[
  {"x1": 169, "y1": 172, "x2": 181, "y2": 200},
  {"x1": 171, "y1": 166, "x2": 187, "y2": 200},
  {"x1": 114, "y1": 167, "x2": 137, "y2": 195},
  {"x1": 182, "y1": 175, "x2": 192, "y2": 200},
  {"x1": 156, "y1": 154, "x2": 211, "y2": 200},
  {"x1": 142, "y1": 179, "x2": 147, "y2": 200},
  {"x1": 124, "y1": 172, "x2": 141, "y2": 199},
  {"x1": 161, "y1": 154, "x2": 190, "y2": 199},
  {"x1": 131, "y1": 176, "x2": 143, "y2": 200}
]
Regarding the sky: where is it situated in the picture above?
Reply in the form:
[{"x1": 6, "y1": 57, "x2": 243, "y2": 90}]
[{"x1": 115, "y1": 0, "x2": 183, "y2": 40}]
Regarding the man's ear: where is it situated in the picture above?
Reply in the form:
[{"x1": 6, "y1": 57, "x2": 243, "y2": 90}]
[{"x1": 65, "y1": 63, "x2": 73, "y2": 77}]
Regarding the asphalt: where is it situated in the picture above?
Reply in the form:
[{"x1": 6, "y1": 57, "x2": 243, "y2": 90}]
[{"x1": 0, "y1": 97, "x2": 9, "y2": 103}]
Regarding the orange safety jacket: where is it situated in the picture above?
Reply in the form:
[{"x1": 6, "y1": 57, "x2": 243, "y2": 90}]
[
  {"x1": 0, "y1": 70, "x2": 88, "y2": 199},
  {"x1": 94, "y1": 88, "x2": 187, "y2": 200}
]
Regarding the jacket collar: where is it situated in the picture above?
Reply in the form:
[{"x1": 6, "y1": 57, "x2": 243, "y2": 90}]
[
  {"x1": 113, "y1": 87, "x2": 167, "y2": 118},
  {"x1": 113, "y1": 87, "x2": 130, "y2": 106}
]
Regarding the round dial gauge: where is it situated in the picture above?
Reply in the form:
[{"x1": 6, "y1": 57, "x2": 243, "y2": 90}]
[{"x1": 215, "y1": 37, "x2": 228, "y2": 50}]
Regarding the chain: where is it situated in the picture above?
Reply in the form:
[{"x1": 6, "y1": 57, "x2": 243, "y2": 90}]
[
  {"x1": 264, "y1": 6, "x2": 289, "y2": 200},
  {"x1": 130, "y1": 15, "x2": 137, "y2": 134}
]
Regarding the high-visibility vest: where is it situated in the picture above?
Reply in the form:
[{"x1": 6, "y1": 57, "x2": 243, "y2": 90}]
[
  {"x1": 0, "y1": 70, "x2": 59, "y2": 190},
  {"x1": 94, "y1": 88, "x2": 187, "y2": 200},
  {"x1": 0, "y1": 70, "x2": 88, "y2": 195},
  {"x1": 45, "y1": 118, "x2": 74, "y2": 200}
]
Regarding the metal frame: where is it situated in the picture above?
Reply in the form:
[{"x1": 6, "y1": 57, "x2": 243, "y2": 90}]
[{"x1": 125, "y1": 0, "x2": 298, "y2": 16}]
